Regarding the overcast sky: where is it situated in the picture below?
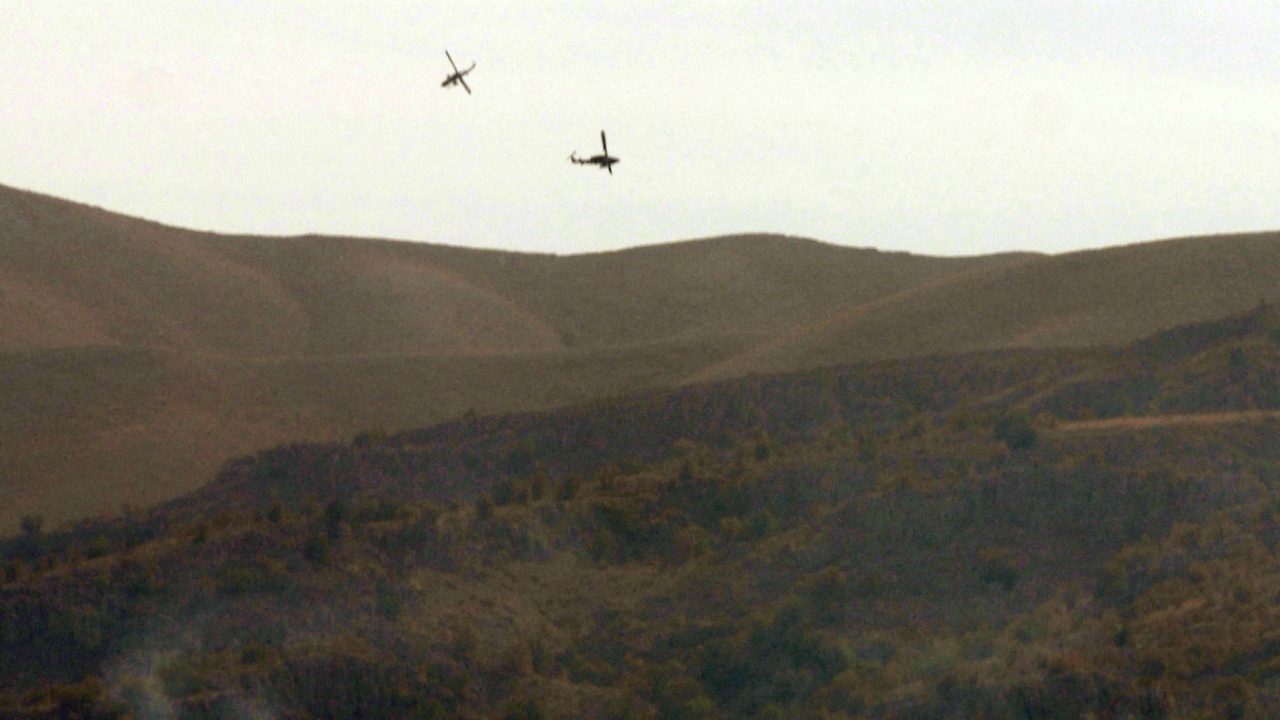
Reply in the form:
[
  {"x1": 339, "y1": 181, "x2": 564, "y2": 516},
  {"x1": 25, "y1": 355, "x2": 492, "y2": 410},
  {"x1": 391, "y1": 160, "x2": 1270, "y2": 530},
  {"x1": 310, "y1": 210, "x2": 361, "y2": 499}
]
[{"x1": 5, "y1": 1, "x2": 1280, "y2": 256}]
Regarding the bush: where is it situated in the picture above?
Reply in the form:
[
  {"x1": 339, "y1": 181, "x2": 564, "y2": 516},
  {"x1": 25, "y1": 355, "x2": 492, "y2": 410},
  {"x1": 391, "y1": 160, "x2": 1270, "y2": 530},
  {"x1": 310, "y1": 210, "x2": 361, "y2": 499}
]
[
  {"x1": 20, "y1": 515, "x2": 43, "y2": 537},
  {"x1": 475, "y1": 495, "x2": 495, "y2": 522},
  {"x1": 502, "y1": 698, "x2": 545, "y2": 720},
  {"x1": 994, "y1": 412, "x2": 1037, "y2": 450},
  {"x1": 303, "y1": 535, "x2": 331, "y2": 565},
  {"x1": 557, "y1": 476, "x2": 580, "y2": 501},
  {"x1": 323, "y1": 498, "x2": 347, "y2": 539},
  {"x1": 976, "y1": 547, "x2": 1019, "y2": 590},
  {"x1": 493, "y1": 478, "x2": 518, "y2": 506},
  {"x1": 529, "y1": 472, "x2": 549, "y2": 501}
]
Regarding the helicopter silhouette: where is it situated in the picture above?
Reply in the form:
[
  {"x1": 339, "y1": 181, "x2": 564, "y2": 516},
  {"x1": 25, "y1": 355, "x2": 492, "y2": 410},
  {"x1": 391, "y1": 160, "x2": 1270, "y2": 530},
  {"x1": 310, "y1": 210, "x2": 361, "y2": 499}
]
[
  {"x1": 570, "y1": 131, "x2": 620, "y2": 174},
  {"x1": 441, "y1": 50, "x2": 475, "y2": 94}
]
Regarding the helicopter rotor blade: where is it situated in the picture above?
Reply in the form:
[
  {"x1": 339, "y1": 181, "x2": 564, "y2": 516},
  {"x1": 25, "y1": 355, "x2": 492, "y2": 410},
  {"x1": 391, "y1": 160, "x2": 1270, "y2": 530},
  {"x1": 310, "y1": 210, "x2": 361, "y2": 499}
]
[
  {"x1": 446, "y1": 50, "x2": 460, "y2": 73},
  {"x1": 600, "y1": 131, "x2": 608, "y2": 154}
]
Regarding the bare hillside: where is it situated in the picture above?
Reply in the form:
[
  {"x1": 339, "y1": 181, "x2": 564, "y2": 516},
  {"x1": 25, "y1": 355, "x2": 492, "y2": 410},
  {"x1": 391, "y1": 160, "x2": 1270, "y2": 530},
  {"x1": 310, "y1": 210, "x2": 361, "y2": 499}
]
[
  {"x1": 449, "y1": 235, "x2": 1032, "y2": 350},
  {"x1": 6, "y1": 182, "x2": 1280, "y2": 533},
  {"x1": 2, "y1": 183, "x2": 1024, "y2": 532},
  {"x1": 697, "y1": 232, "x2": 1280, "y2": 381},
  {"x1": 1, "y1": 185, "x2": 1018, "y2": 357}
]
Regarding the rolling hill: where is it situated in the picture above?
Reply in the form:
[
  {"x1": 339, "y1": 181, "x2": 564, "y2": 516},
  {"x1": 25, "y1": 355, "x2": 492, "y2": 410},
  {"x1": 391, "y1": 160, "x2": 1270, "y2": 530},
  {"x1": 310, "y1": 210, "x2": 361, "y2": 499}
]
[
  {"x1": 0, "y1": 184, "x2": 1024, "y2": 357},
  {"x1": 2, "y1": 181, "x2": 1279, "y2": 533},
  {"x1": 693, "y1": 232, "x2": 1280, "y2": 381}
]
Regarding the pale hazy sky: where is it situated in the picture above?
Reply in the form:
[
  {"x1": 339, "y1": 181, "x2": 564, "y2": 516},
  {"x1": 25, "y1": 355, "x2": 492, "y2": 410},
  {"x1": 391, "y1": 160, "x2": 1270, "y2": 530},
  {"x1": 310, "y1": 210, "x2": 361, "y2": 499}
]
[{"x1": 5, "y1": 1, "x2": 1280, "y2": 256}]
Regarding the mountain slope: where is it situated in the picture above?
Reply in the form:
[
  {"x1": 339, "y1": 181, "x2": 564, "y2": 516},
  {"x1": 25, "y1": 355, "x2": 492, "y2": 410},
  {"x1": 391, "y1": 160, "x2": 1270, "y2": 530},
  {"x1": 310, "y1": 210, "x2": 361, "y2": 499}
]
[
  {"x1": 4, "y1": 182, "x2": 1280, "y2": 534},
  {"x1": 699, "y1": 232, "x2": 1280, "y2": 380},
  {"x1": 1, "y1": 184, "x2": 1018, "y2": 357},
  {"x1": 5, "y1": 308, "x2": 1280, "y2": 718},
  {"x1": 0, "y1": 183, "x2": 1028, "y2": 532}
]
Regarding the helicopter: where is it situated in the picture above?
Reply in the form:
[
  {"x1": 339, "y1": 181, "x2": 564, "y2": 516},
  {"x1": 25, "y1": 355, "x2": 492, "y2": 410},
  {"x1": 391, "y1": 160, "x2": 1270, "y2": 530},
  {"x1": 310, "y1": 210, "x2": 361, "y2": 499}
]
[
  {"x1": 570, "y1": 131, "x2": 620, "y2": 174},
  {"x1": 441, "y1": 50, "x2": 475, "y2": 94}
]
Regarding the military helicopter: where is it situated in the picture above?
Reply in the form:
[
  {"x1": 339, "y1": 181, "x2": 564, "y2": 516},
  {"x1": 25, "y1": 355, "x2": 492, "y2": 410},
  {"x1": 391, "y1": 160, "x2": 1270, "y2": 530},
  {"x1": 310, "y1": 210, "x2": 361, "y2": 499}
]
[
  {"x1": 441, "y1": 50, "x2": 475, "y2": 94},
  {"x1": 570, "y1": 131, "x2": 620, "y2": 174}
]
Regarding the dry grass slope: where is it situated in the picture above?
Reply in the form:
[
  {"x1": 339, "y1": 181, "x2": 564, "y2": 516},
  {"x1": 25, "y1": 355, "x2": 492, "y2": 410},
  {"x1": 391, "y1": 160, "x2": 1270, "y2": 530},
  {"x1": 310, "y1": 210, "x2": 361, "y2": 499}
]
[
  {"x1": 702, "y1": 232, "x2": 1280, "y2": 380},
  {"x1": 0, "y1": 184, "x2": 1019, "y2": 533},
  {"x1": 3, "y1": 181, "x2": 1279, "y2": 534}
]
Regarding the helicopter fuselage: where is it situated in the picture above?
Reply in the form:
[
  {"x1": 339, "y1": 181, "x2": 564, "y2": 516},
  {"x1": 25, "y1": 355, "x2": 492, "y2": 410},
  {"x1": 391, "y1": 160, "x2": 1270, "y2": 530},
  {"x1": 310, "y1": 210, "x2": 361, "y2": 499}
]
[{"x1": 570, "y1": 131, "x2": 619, "y2": 173}]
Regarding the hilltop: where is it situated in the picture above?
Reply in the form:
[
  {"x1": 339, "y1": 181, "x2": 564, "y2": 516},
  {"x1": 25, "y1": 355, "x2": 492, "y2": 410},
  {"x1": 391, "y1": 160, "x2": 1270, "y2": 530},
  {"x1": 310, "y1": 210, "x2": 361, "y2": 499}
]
[
  {"x1": 3, "y1": 183, "x2": 1280, "y2": 531},
  {"x1": 1, "y1": 184, "x2": 1020, "y2": 357}
]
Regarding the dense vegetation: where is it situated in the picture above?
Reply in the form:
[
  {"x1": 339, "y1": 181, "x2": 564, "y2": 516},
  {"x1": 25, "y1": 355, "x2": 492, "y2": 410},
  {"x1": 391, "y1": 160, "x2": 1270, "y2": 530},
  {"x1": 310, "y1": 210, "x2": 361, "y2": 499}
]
[{"x1": 3, "y1": 305, "x2": 1280, "y2": 718}]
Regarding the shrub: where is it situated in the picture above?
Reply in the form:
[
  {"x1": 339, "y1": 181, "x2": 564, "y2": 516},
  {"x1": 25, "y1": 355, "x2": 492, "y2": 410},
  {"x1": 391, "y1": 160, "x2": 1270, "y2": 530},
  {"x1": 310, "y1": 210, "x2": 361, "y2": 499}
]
[
  {"x1": 976, "y1": 547, "x2": 1019, "y2": 590},
  {"x1": 323, "y1": 498, "x2": 347, "y2": 539},
  {"x1": 493, "y1": 478, "x2": 517, "y2": 506},
  {"x1": 557, "y1": 476, "x2": 580, "y2": 501},
  {"x1": 529, "y1": 471, "x2": 548, "y2": 501},
  {"x1": 475, "y1": 495, "x2": 495, "y2": 522},
  {"x1": 20, "y1": 515, "x2": 43, "y2": 537},
  {"x1": 994, "y1": 412, "x2": 1037, "y2": 450},
  {"x1": 502, "y1": 698, "x2": 545, "y2": 720},
  {"x1": 303, "y1": 535, "x2": 331, "y2": 565}
]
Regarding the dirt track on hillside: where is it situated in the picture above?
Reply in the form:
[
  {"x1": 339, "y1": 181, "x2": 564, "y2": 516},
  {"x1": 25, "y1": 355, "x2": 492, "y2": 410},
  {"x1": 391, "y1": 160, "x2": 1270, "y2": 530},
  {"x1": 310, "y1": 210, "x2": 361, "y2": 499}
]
[{"x1": 1051, "y1": 409, "x2": 1280, "y2": 434}]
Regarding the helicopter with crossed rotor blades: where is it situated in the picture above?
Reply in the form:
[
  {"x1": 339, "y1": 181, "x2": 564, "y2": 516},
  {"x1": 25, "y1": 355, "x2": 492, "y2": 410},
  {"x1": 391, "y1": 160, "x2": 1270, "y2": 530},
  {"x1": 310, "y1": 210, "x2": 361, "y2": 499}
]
[
  {"x1": 570, "y1": 131, "x2": 620, "y2": 175},
  {"x1": 441, "y1": 50, "x2": 475, "y2": 94},
  {"x1": 442, "y1": 48, "x2": 620, "y2": 175}
]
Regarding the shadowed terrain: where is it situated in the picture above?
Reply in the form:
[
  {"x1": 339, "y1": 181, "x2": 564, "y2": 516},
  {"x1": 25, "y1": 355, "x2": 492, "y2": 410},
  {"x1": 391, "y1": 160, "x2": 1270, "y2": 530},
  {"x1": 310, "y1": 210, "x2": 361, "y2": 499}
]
[
  {"x1": 2, "y1": 182, "x2": 1279, "y2": 532},
  {"x1": 5, "y1": 306, "x2": 1280, "y2": 718}
]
